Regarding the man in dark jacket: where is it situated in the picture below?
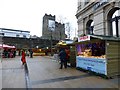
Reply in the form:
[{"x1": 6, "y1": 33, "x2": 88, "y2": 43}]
[
  {"x1": 58, "y1": 48, "x2": 67, "y2": 69},
  {"x1": 30, "y1": 49, "x2": 33, "y2": 58}
]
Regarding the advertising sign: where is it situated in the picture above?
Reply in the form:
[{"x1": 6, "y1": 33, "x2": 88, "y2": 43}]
[
  {"x1": 48, "y1": 20, "x2": 55, "y2": 31},
  {"x1": 78, "y1": 35, "x2": 90, "y2": 42},
  {"x1": 76, "y1": 56, "x2": 107, "y2": 75}
]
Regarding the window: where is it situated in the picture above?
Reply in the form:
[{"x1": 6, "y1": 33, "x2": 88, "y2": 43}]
[
  {"x1": 78, "y1": 0, "x2": 81, "y2": 10},
  {"x1": 86, "y1": 20, "x2": 94, "y2": 35},
  {"x1": 85, "y1": 0, "x2": 89, "y2": 5},
  {"x1": 112, "y1": 10, "x2": 119, "y2": 37},
  {"x1": 23, "y1": 35, "x2": 26, "y2": 38},
  {"x1": 16, "y1": 34, "x2": 20, "y2": 37}
]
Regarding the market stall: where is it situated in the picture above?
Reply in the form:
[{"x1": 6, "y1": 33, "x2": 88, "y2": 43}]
[
  {"x1": 0, "y1": 44, "x2": 16, "y2": 58},
  {"x1": 55, "y1": 39, "x2": 76, "y2": 67},
  {"x1": 0, "y1": 44, "x2": 15, "y2": 49},
  {"x1": 76, "y1": 35, "x2": 120, "y2": 78}
]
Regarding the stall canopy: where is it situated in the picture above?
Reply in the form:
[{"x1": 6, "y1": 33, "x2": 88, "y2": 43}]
[
  {"x1": 57, "y1": 39, "x2": 74, "y2": 46},
  {"x1": 0, "y1": 44, "x2": 16, "y2": 49},
  {"x1": 77, "y1": 34, "x2": 120, "y2": 43}
]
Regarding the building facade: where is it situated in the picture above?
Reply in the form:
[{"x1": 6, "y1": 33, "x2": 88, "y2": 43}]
[
  {"x1": 42, "y1": 14, "x2": 66, "y2": 40},
  {"x1": 76, "y1": 0, "x2": 120, "y2": 37},
  {"x1": 0, "y1": 28, "x2": 30, "y2": 38}
]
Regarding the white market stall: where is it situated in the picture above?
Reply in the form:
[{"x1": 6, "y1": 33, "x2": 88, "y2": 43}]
[
  {"x1": 0, "y1": 44, "x2": 15, "y2": 49},
  {"x1": 0, "y1": 44, "x2": 16, "y2": 58}
]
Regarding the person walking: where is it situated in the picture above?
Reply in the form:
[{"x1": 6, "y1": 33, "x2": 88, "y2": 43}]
[
  {"x1": 21, "y1": 50, "x2": 26, "y2": 65},
  {"x1": 58, "y1": 48, "x2": 67, "y2": 69}
]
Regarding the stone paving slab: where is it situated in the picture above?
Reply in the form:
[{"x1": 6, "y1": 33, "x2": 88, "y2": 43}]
[
  {"x1": 26, "y1": 56, "x2": 119, "y2": 88},
  {"x1": 0, "y1": 61, "x2": 2, "y2": 90},
  {"x1": 0, "y1": 56, "x2": 119, "y2": 89},
  {"x1": 2, "y1": 57, "x2": 26, "y2": 88}
]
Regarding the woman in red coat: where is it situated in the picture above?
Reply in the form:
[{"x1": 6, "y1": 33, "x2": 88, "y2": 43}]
[{"x1": 21, "y1": 50, "x2": 26, "y2": 65}]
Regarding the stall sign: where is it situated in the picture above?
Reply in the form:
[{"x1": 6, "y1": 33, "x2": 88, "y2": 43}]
[
  {"x1": 78, "y1": 35, "x2": 90, "y2": 42},
  {"x1": 76, "y1": 56, "x2": 107, "y2": 75}
]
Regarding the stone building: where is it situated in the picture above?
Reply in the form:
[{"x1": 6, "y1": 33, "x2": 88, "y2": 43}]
[
  {"x1": 42, "y1": 14, "x2": 66, "y2": 40},
  {"x1": 76, "y1": 0, "x2": 120, "y2": 37}
]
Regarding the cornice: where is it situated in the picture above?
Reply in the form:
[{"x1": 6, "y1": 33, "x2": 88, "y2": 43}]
[{"x1": 76, "y1": 2, "x2": 96, "y2": 18}]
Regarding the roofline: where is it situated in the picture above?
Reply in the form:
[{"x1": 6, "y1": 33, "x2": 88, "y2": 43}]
[
  {"x1": 77, "y1": 34, "x2": 120, "y2": 41},
  {"x1": 0, "y1": 28, "x2": 30, "y2": 33},
  {"x1": 88, "y1": 34, "x2": 120, "y2": 40}
]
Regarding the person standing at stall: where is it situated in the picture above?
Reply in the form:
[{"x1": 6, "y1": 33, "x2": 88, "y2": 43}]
[
  {"x1": 58, "y1": 48, "x2": 67, "y2": 69},
  {"x1": 65, "y1": 48, "x2": 70, "y2": 63},
  {"x1": 29, "y1": 49, "x2": 33, "y2": 58},
  {"x1": 21, "y1": 50, "x2": 26, "y2": 65},
  {"x1": 13, "y1": 50, "x2": 16, "y2": 57}
]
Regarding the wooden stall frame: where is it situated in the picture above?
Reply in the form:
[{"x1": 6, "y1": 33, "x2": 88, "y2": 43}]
[{"x1": 75, "y1": 35, "x2": 120, "y2": 78}]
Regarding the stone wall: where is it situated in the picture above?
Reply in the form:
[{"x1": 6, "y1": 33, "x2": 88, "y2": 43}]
[{"x1": 2, "y1": 37, "x2": 59, "y2": 49}]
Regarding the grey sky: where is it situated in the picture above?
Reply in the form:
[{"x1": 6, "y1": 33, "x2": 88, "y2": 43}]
[{"x1": 0, "y1": 0, "x2": 78, "y2": 38}]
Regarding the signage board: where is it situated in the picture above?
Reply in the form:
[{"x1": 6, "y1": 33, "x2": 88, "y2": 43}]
[
  {"x1": 76, "y1": 56, "x2": 107, "y2": 75},
  {"x1": 78, "y1": 35, "x2": 90, "y2": 42},
  {"x1": 48, "y1": 20, "x2": 55, "y2": 31}
]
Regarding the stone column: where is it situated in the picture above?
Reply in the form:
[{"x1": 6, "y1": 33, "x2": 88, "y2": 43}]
[
  {"x1": 94, "y1": 9, "x2": 105, "y2": 35},
  {"x1": 77, "y1": 19, "x2": 84, "y2": 36}
]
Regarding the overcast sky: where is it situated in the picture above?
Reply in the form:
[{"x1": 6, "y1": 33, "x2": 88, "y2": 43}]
[{"x1": 0, "y1": 0, "x2": 78, "y2": 38}]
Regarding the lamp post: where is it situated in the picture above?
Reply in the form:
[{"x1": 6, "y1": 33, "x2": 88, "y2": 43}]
[
  {"x1": 48, "y1": 20, "x2": 55, "y2": 56},
  {"x1": 50, "y1": 30, "x2": 53, "y2": 56},
  {"x1": 49, "y1": 26, "x2": 54, "y2": 56},
  {"x1": 29, "y1": 38, "x2": 31, "y2": 52},
  {"x1": 60, "y1": 30, "x2": 62, "y2": 40}
]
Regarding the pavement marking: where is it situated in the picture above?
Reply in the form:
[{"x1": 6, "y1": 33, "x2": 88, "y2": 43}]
[
  {"x1": 24, "y1": 63, "x2": 32, "y2": 90},
  {"x1": 2, "y1": 67, "x2": 22, "y2": 70},
  {"x1": 32, "y1": 74, "x2": 92, "y2": 85}
]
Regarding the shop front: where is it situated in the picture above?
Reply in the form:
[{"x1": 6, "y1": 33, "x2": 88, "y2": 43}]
[{"x1": 76, "y1": 35, "x2": 120, "y2": 78}]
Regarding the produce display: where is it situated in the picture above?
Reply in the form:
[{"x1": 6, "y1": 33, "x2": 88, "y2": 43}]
[{"x1": 76, "y1": 41, "x2": 105, "y2": 59}]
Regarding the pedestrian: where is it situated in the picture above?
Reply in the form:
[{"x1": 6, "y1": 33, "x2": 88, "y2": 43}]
[
  {"x1": 58, "y1": 48, "x2": 67, "y2": 69},
  {"x1": 13, "y1": 50, "x2": 16, "y2": 57},
  {"x1": 30, "y1": 49, "x2": 33, "y2": 58},
  {"x1": 21, "y1": 50, "x2": 26, "y2": 65},
  {"x1": 65, "y1": 48, "x2": 70, "y2": 63},
  {"x1": 18, "y1": 50, "x2": 21, "y2": 56}
]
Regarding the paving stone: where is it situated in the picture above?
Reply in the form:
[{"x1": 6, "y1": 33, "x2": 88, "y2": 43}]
[{"x1": 1, "y1": 56, "x2": 119, "y2": 89}]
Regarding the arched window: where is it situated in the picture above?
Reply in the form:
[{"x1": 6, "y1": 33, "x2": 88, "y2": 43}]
[
  {"x1": 86, "y1": 20, "x2": 94, "y2": 35},
  {"x1": 107, "y1": 7, "x2": 120, "y2": 37},
  {"x1": 112, "y1": 10, "x2": 119, "y2": 37}
]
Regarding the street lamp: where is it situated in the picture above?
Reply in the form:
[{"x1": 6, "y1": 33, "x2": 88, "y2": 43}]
[
  {"x1": 36, "y1": 46, "x2": 38, "y2": 49},
  {"x1": 48, "y1": 20, "x2": 55, "y2": 56},
  {"x1": 50, "y1": 29, "x2": 53, "y2": 56},
  {"x1": 60, "y1": 30, "x2": 62, "y2": 40},
  {"x1": 49, "y1": 27, "x2": 55, "y2": 56}
]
